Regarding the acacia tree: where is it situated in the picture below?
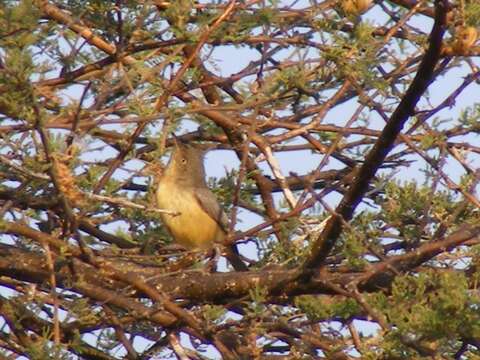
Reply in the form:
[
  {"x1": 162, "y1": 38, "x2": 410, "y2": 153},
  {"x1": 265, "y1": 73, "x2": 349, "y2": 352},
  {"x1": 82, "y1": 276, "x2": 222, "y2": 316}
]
[{"x1": 1, "y1": 0, "x2": 480, "y2": 358}]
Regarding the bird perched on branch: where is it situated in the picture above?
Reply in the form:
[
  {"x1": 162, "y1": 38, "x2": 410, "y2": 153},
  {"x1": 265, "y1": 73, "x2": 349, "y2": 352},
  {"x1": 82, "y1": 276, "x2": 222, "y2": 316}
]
[{"x1": 156, "y1": 136, "x2": 247, "y2": 271}]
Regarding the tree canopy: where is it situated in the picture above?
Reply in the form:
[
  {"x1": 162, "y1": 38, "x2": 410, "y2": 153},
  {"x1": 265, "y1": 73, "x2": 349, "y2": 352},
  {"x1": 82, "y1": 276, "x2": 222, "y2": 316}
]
[{"x1": 1, "y1": 0, "x2": 480, "y2": 359}]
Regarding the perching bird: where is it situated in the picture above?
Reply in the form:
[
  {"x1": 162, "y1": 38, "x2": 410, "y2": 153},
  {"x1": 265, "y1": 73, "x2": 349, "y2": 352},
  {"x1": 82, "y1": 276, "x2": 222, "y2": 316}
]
[{"x1": 156, "y1": 137, "x2": 247, "y2": 271}]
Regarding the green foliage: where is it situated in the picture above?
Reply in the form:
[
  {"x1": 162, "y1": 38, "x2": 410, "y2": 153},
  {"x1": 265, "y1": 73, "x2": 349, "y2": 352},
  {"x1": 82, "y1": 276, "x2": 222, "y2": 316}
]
[
  {"x1": 0, "y1": 1, "x2": 40, "y2": 46},
  {"x1": 201, "y1": 304, "x2": 227, "y2": 324},
  {"x1": 378, "y1": 181, "x2": 454, "y2": 242},
  {"x1": 216, "y1": 7, "x2": 276, "y2": 42},
  {"x1": 0, "y1": 47, "x2": 36, "y2": 121},
  {"x1": 323, "y1": 21, "x2": 387, "y2": 91},
  {"x1": 458, "y1": 102, "x2": 480, "y2": 129},
  {"x1": 112, "y1": 226, "x2": 134, "y2": 243},
  {"x1": 339, "y1": 226, "x2": 369, "y2": 270},
  {"x1": 465, "y1": 1, "x2": 480, "y2": 27},
  {"x1": 66, "y1": 297, "x2": 101, "y2": 325},
  {"x1": 247, "y1": 285, "x2": 268, "y2": 317},
  {"x1": 258, "y1": 219, "x2": 311, "y2": 267},
  {"x1": 0, "y1": 2, "x2": 50, "y2": 121},
  {"x1": 209, "y1": 168, "x2": 259, "y2": 212},
  {"x1": 162, "y1": 0, "x2": 197, "y2": 39},
  {"x1": 379, "y1": 270, "x2": 480, "y2": 357},
  {"x1": 25, "y1": 340, "x2": 69, "y2": 360},
  {"x1": 0, "y1": 297, "x2": 68, "y2": 360},
  {"x1": 67, "y1": 0, "x2": 143, "y2": 42},
  {"x1": 208, "y1": 171, "x2": 237, "y2": 209},
  {"x1": 295, "y1": 295, "x2": 362, "y2": 321},
  {"x1": 135, "y1": 225, "x2": 171, "y2": 252},
  {"x1": 419, "y1": 132, "x2": 447, "y2": 150},
  {"x1": 23, "y1": 155, "x2": 51, "y2": 176}
]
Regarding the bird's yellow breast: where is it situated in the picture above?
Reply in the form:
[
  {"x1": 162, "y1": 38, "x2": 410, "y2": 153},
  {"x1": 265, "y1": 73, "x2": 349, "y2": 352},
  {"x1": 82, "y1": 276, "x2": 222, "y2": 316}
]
[{"x1": 156, "y1": 182, "x2": 225, "y2": 249}]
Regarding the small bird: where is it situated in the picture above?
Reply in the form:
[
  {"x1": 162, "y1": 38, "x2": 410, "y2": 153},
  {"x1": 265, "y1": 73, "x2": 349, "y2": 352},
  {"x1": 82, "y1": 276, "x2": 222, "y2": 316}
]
[{"x1": 156, "y1": 137, "x2": 247, "y2": 271}]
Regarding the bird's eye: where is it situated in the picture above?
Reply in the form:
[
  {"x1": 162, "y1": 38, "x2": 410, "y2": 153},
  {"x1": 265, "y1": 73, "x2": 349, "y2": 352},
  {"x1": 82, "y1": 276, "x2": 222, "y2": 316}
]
[{"x1": 181, "y1": 158, "x2": 187, "y2": 164}]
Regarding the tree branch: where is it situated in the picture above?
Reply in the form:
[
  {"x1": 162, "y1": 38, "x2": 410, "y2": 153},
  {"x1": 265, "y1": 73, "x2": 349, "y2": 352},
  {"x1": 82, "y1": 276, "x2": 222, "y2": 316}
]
[{"x1": 302, "y1": 0, "x2": 449, "y2": 271}]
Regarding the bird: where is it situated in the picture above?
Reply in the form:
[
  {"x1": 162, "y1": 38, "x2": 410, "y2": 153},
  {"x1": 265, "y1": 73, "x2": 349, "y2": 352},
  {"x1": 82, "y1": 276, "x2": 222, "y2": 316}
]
[{"x1": 156, "y1": 136, "x2": 247, "y2": 271}]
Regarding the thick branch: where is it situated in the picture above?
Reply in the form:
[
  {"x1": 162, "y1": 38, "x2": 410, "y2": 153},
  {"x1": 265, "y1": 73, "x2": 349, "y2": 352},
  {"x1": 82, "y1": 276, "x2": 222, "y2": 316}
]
[{"x1": 1, "y1": 224, "x2": 477, "y2": 302}]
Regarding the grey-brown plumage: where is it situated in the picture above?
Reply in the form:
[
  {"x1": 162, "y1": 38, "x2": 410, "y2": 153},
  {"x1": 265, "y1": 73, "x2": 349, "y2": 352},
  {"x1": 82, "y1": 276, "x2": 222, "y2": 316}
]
[{"x1": 194, "y1": 187, "x2": 229, "y2": 232}]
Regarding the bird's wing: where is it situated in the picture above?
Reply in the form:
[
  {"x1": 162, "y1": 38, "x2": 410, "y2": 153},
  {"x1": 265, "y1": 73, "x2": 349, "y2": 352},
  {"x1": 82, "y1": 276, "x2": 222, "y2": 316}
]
[
  {"x1": 194, "y1": 187, "x2": 229, "y2": 233},
  {"x1": 195, "y1": 188, "x2": 248, "y2": 271}
]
